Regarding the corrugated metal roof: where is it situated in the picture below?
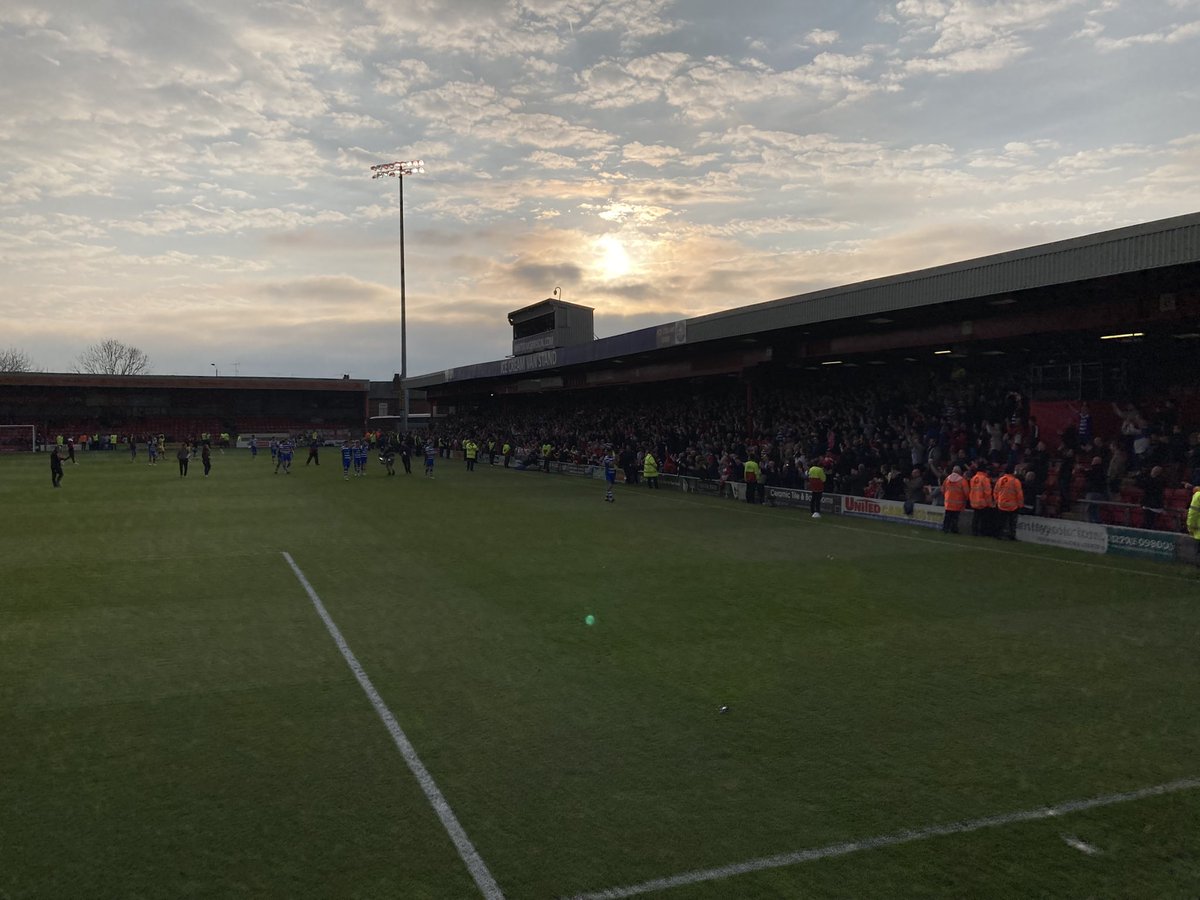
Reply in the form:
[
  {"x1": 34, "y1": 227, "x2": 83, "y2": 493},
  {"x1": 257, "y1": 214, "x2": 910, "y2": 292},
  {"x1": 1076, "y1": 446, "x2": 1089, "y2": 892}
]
[{"x1": 686, "y1": 212, "x2": 1200, "y2": 343}]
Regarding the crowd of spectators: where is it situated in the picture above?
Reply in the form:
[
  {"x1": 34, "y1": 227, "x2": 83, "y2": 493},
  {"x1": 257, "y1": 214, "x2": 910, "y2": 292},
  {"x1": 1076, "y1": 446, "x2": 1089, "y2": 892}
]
[{"x1": 435, "y1": 368, "x2": 1200, "y2": 531}]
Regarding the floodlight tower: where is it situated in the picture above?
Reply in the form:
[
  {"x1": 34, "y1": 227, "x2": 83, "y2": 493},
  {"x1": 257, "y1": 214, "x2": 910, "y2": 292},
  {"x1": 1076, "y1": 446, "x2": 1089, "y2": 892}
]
[{"x1": 370, "y1": 158, "x2": 425, "y2": 435}]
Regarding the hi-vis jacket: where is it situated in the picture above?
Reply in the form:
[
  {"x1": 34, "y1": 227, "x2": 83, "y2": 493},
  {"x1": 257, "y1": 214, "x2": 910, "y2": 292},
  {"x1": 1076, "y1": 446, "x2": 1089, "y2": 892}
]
[
  {"x1": 969, "y1": 471, "x2": 994, "y2": 509},
  {"x1": 994, "y1": 473, "x2": 1024, "y2": 512},
  {"x1": 942, "y1": 472, "x2": 968, "y2": 511},
  {"x1": 643, "y1": 453, "x2": 658, "y2": 478}
]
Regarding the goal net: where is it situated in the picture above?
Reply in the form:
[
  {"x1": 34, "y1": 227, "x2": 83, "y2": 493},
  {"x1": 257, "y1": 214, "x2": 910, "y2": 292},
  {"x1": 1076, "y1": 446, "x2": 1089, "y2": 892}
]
[{"x1": 0, "y1": 425, "x2": 36, "y2": 452}]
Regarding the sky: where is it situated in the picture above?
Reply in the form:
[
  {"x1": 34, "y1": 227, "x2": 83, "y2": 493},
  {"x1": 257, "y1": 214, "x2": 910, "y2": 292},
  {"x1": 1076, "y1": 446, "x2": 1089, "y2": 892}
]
[{"x1": 1, "y1": 0, "x2": 1198, "y2": 380}]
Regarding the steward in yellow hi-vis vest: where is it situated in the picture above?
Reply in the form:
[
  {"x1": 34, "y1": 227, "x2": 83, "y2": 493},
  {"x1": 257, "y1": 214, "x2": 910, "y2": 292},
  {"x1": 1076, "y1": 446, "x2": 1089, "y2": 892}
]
[
  {"x1": 807, "y1": 461, "x2": 827, "y2": 518},
  {"x1": 1186, "y1": 485, "x2": 1200, "y2": 569},
  {"x1": 642, "y1": 451, "x2": 659, "y2": 489},
  {"x1": 743, "y1": 457, "x2": 762, "y2": 505}
]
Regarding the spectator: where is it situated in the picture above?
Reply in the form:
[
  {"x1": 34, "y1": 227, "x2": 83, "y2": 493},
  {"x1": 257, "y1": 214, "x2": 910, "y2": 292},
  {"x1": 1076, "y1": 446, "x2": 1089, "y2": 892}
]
[
  {"x1": 1107, "y1": 440, "x2": 1128, "y2": 494},
  {"x1": 903, "y1": 468, "x2": 925, "y2": 516},
  {"x1": 1083, "y1": 457, "x2": 1108, "y2": 523},
  {"x1": 1139, "y1": 465, "x2": 1167, "y2": 531},
  {"x1": 1022, "y1": 471, "x2": 1039, "y2": 517},
  {"x1": 1057, "y1": 440, "x2": 1076, "y2": 512}
]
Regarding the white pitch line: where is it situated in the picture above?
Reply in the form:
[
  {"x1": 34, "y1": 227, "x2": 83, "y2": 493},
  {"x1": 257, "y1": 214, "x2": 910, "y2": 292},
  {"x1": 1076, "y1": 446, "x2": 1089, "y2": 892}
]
[
  {"x1": 565, "y1": 777, "x2": 1200, "y2": 900},
  {"x1": 282, "y1": 551, "x2": 504, "y2": 900}
]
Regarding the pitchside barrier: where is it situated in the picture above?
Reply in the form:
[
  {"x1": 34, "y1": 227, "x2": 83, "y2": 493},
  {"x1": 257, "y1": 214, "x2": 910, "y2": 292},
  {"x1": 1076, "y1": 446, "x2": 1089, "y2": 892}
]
[{"x1": 526, "y1": 460, "x2": 1195, "y2": 566}]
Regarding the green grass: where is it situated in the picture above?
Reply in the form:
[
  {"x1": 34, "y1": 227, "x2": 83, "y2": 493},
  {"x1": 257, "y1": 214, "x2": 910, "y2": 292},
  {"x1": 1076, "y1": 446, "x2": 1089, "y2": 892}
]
[{"x1": 2, "y1": 448, "x2": 1198, "y2": 899}]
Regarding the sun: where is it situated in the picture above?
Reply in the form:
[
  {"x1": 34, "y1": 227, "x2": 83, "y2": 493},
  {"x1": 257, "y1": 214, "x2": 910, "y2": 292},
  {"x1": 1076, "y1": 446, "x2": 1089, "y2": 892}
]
[{"x1": 597, "y1": 234, "x2": 631, "y2": 280}]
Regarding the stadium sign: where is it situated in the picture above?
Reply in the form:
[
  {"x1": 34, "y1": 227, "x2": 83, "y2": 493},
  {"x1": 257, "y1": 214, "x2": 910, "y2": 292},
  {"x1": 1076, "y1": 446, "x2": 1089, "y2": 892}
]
[
  {"x1": 656, "y1": 320, "x2": 687, "y2": 347},
  {"x1": 500, "y1": 350, "x2": 558, "y2": 375},
  {"x1": 512, "y1": 333, "x2": 556, "y2": 355},
  {"x1": 1016, "y1": 517, "x2": 1107, "y2": 554},
  {"x1": 1104, "y1": 526, "x2": 1178, "y2": 562},
  {"x1": 685, "y1": 478, "x2": 724, "y2": 496},
  {"x1": 766, "y1": 486, "x2": 839, "y2": 515},
  {"x1": 838, "y1": 495, "x2": 941, "y2": 528},
  {"x1": 842, "y1": 496, "x2": 882, "y2": 516}
]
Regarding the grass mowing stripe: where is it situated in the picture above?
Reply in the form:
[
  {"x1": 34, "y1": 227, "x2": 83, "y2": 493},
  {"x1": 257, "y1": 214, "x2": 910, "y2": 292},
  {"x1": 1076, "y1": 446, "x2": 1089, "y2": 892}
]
[
  {"x1": 565, "y1": 776, "x2": 1200, "y2": 899},
  {"x1": 599, "y1": 478, "x2": 1197, "y2": 582},
  {"x1": 281, "y1": 551, "x2": 506, "y2": 900}
]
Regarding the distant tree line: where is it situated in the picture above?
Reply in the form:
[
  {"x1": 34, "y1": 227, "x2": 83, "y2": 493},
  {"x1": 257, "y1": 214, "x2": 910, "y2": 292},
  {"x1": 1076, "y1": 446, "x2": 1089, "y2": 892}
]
[
  {"x1": 0, "y1": 340, "x2": 152, "y2": 375},
  {"x1": 0, "y1": 347, "x2": 36, "y2": 372}
]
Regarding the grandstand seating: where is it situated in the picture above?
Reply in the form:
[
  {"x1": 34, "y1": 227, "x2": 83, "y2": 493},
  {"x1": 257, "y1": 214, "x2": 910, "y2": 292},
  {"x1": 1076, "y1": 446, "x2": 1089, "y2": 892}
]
[{"x1": 435, "y1": 369, "x2": 1198, "y2": 535}]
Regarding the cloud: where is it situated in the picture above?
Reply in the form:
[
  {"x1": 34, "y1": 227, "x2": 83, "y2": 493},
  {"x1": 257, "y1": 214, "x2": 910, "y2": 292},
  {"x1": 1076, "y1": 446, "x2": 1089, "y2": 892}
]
[
  {"x1": 805, "y1": 29, "x2": 840, "y2": 46},
  {"x1": 1, "y1": 0, "x2": 1197, "y2": 381},
  {"x1": 894, "y1": 0, "x2": 1087, "y2": 74},
  {"x1": 1094, "y1": 18, "x2": 1200, "y2": 50}
]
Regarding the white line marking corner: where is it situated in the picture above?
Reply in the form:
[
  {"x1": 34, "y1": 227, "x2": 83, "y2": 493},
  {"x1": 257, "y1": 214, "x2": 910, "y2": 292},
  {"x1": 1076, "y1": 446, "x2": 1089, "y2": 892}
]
[
  {"x1": 282, "y1": 551, "x2": 504, "y2": 899},
  {"x1": 566, "y1": 777, "x2": 1200, "y2": 899}
]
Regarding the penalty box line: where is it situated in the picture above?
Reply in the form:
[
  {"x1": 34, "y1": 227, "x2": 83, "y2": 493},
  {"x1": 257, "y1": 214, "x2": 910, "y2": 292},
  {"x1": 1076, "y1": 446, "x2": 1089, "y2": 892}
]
[
  {"x1": 281, "y1": 552, "x2": 505, "y2": 900},
  {"x1": 566, "y1": 776, "x2": 1200, "y2": 900}
]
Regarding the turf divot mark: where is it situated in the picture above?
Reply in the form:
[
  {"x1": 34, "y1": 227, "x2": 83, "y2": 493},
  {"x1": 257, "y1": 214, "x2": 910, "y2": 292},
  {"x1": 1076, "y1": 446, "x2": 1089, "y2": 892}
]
[
  {"x1": 1061, "y1": 833, "x2": 1102, "y2": 855},
  {"x1": 282, "y1": 551, "x2": 504, "y2": 900},
  {"x1": 566, "y1": 777, "x2": 1200, "y2": 899}
]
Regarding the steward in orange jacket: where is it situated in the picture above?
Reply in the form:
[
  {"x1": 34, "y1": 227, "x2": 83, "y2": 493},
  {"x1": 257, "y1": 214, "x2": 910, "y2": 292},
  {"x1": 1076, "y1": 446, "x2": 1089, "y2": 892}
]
[
  {"x1": 941, "y1": 467, "x2": 968, "y2": 534},
  {"x1": 969, "y1": 467, "x2": 995, "y2": 537},
  {"x1": 993, "y1": 467, "x2": 1025, "y2": 540}
]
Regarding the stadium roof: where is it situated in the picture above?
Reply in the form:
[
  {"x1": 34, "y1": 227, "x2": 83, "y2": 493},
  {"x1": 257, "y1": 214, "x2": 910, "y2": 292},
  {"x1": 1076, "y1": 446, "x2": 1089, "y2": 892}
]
[
  {"x1": 687, "y1": 211, "x2": 1200, "y2": 342},
  {"x1": 408, "y1": 211, "x2": 1200, "y2": 389}
]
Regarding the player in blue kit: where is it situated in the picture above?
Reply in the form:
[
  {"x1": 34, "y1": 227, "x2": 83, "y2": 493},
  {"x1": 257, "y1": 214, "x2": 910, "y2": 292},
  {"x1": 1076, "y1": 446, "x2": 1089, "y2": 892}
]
[
  {"x1": 424, "y1": 440, "x2": 436, "y2": 477},
  {"x1": 603, "y1": 447, "x2": 616, "y2": 502},
  {"x1": 276, "y1": 437, "x2": 293, "y2": 474},
  {"x1": 353, "y1": 440, "x2": 368, "y2": 477},
  {"x1": 341, "y1": 441, "x2": 352, "y2": 480}
]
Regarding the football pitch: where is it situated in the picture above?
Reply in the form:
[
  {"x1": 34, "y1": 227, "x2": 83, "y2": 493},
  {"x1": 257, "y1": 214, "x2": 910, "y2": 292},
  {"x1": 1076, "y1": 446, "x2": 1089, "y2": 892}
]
[{"x1": 2, "y1": 448, "x2": 1198, "y2": 899}]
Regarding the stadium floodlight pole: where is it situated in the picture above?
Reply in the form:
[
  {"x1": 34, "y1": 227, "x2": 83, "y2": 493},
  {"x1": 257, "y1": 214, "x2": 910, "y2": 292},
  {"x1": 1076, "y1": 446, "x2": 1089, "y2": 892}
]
[{"x1": 371, "y1": 158, "x2": 425, "y2": 435}]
